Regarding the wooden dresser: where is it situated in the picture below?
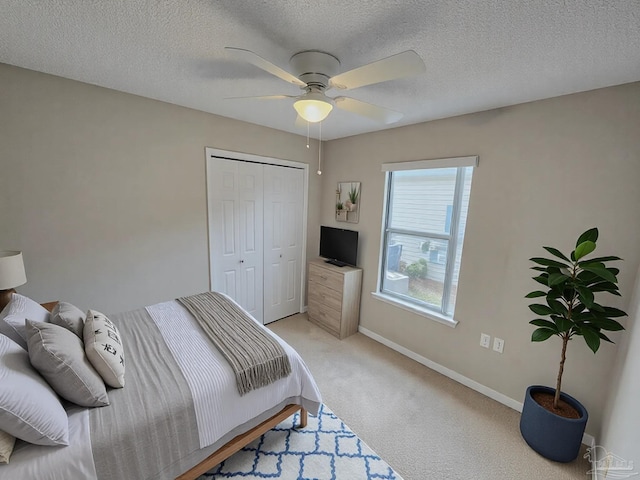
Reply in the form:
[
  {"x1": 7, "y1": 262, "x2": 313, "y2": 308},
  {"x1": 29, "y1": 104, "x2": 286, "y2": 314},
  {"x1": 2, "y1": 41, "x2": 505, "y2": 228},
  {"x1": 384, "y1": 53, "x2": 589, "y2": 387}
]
[{"x1": 307, "y1": 258, "x2": 362, "y2": 339}]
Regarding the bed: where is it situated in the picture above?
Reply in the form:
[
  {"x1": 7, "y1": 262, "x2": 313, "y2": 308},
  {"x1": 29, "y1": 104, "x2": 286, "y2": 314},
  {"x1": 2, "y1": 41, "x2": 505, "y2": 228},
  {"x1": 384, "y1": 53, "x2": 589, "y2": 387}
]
[{"x1": 0, "y1": 292, "x2": 322, "y2": 480}]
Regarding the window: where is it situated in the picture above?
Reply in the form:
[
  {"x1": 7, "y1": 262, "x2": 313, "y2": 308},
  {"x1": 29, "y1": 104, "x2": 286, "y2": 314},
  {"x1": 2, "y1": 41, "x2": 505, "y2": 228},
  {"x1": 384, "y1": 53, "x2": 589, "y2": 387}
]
[{"x1": 377, "y1": 156, "x2": 477, "y2": 323}]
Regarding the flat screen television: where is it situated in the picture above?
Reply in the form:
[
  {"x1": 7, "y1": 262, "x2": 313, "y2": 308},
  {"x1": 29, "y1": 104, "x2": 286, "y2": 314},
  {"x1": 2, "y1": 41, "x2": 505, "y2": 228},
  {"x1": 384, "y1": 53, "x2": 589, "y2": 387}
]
[{"x1": 319, "y1": 226, "x2": 358, "y2": 267}]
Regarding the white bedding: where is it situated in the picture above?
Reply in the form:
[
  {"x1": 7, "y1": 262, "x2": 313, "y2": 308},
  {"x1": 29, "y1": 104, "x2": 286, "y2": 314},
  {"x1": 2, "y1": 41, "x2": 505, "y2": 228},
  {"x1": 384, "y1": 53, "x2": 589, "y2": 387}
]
[
  {"x1": 5, "y1": 406, "x2": 97, "y2": 479},
  {"x1": 1, "y1": 297, "x2": 321, "y2": 479},
  {"x1": 146, "y1": 299, "x2": 321, "y2": 448}
]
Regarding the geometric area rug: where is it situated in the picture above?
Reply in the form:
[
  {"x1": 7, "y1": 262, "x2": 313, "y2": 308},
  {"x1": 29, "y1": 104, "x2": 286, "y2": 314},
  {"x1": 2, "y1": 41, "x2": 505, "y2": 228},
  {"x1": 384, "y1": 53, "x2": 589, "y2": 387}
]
[{"x1": 198, "y1": 404, "x2": 404, "y2": 479}]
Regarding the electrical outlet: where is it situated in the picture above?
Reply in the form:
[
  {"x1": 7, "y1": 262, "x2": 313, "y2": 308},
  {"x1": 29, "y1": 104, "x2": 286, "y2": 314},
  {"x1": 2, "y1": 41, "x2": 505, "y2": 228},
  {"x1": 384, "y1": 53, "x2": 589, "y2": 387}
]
[
  {"x1": 493, "y1": 337, "x2": 505, "y2": 353},
  {"x1": 480, "y1": 333, "x2": 491, "y2": 348}
]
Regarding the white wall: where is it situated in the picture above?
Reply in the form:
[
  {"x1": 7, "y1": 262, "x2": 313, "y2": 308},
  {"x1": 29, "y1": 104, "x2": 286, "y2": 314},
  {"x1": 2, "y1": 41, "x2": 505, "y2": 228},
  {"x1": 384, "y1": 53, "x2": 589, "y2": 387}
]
[
  {"x1": 0, "y1": 64, "x2": 321, "y2": 314},
  {"x1": 598, "y1": 264, "x2": 640, "y2": 472},
  {"x1": 322, "y1": 82, "x2": 640, "y2": 437}
]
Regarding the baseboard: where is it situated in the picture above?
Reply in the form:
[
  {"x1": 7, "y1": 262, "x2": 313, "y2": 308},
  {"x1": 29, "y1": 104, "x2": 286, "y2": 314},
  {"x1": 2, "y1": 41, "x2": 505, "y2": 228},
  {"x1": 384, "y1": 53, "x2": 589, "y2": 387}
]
[{"x1": 358, "y1": 325, "x2": 595, "y2": 447}]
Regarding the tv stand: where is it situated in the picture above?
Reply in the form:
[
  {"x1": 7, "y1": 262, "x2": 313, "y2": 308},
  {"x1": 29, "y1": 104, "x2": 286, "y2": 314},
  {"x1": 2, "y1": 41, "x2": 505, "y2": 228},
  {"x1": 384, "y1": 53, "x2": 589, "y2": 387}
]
[
  {"x1": 325, "y1": 259, "x2": 348, "y2": 267},
  {"x1": 307, "y1": 259, "x2": 363, "y2": 339}
]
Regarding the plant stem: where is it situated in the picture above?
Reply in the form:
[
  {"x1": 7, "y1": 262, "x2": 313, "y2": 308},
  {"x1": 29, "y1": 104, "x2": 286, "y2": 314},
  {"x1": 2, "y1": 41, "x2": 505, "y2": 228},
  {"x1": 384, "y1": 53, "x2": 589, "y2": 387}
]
[{"x1": 555, "y1": 333, "x2": 569, "y2": 409}]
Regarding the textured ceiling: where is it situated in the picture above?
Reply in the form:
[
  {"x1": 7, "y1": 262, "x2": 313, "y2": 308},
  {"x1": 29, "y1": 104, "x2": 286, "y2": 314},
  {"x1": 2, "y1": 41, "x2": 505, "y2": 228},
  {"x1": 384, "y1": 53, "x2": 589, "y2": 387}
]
[{"x1": 1, "y1": 1, "x2": 639, "y2": 140}]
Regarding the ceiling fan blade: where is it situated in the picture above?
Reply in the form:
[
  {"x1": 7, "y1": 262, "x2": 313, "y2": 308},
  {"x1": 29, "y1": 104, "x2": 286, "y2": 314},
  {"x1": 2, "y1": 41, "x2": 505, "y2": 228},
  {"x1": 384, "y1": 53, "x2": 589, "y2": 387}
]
[
  {"x1": 329, "y1": 50, "x2": 425, "y2": 90},
  {"x1": 334, "y1": 96, "x2": 403, "y2": 124},
  {"x1": 225, "y1": 95, "x2": 297, "y2": 100},
  {"x1": 225, "y1": 47, "x2": 306, "y2": 87}
]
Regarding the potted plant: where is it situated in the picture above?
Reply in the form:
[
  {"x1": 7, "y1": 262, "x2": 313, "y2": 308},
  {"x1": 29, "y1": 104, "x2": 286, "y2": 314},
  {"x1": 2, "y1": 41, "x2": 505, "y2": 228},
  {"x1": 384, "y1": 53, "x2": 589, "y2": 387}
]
[
  {"x1": 521, "y1": 227, "x2": 627, "y2": 462},
  {"x1": 345, "y1": 184, "x2": 359, "y2": 212},
  {"x1": 336, "y1": 202, "x2": 347, "y2": 221}
]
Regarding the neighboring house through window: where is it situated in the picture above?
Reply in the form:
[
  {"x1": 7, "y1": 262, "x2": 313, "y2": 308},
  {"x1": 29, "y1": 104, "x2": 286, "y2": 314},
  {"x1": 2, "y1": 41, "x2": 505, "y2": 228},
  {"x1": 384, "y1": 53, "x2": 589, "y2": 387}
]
[{"x1": 375, "y1": 156, "x2": 477, "y2": 326}]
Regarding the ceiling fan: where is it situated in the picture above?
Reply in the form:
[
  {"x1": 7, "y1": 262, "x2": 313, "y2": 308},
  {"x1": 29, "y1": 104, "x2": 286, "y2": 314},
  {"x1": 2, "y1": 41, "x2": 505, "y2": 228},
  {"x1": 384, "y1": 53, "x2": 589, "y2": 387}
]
[{"x1": 225, "y1": 47, "x2": 426, "y2": 125}]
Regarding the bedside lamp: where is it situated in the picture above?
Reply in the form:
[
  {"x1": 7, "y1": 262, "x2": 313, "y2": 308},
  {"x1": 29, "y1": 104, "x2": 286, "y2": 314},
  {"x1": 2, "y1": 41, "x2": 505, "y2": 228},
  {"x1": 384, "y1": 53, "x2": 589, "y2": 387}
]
[{"x1": 0, "y1": 251, "x2": 27, "y2": 312}]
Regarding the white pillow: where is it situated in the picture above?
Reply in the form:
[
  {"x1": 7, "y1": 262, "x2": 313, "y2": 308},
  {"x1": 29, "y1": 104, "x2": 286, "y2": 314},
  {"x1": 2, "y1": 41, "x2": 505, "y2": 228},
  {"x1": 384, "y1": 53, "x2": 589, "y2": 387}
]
[
  {"x1": 0, "y1": 335, "x2": 69, "y2": 446},
  {"x1": 26, "y1": 320, "x2": 110, "y2": 407},
  {"x1": 0, "y1": 293, "x2": 50, "y2": 350},
  {"x1": 0, "y1": 430, "x2": 16, "y2": 464},
  {"x1": 50, "y1": 301, "x2": 86, "y2": 339},
  {"x1": 84, "y1": 310, "x2": 125, "y2": 388}
]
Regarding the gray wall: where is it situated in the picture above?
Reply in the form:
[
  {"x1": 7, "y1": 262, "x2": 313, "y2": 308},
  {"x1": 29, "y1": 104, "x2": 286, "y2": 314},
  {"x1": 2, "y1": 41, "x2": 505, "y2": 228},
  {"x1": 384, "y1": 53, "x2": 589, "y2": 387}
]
[
  {"x1": 321, "y1": 82, "x2": 640, "y2": 438},
  {"x1": 0, "y1": 64, "x2": 321, "y2": 314},
  {"x1": 2, "y1": 61, "x2": 639, "y2": 440}
]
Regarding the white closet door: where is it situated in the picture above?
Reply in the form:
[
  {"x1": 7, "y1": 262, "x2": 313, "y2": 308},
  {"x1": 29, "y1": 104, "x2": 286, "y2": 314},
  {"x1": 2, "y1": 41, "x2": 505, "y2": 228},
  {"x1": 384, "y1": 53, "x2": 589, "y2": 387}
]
[
  {"x1": 263, "y1": 165, "x2": 303, "y2": 324},
  {"x1": 207, "y1": 158, "x2": 264, "y2": 323}
]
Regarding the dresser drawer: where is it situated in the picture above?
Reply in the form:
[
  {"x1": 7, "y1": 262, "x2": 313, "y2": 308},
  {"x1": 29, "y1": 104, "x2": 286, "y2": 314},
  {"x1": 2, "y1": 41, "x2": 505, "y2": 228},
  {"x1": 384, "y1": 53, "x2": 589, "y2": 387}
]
[
  {"x1": 308, "y1": 297, "x2": 341, "y2": 333},
  {"x1": 308, "y1": 263, "x2": 344, "y2": 291},
  {"x1": 308, "y1": 281, "x2": 342, "y2": 312}
]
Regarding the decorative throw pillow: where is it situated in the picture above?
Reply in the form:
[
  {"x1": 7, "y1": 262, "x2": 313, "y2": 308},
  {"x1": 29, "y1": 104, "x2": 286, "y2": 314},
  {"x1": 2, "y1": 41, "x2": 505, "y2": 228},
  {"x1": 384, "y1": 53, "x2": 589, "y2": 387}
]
[
  {"x1": 0, "y1": 293, "x2": 50, "y2": 350},
  {"x1": 0, "y1": 430, "x2": 16, "y2": 464},
  {"x1": 26, "y1": 320, "x2": 109, "y2": 407},
  {"x1": 50, "y1": 301, "x2": 86, "y2": 339},
  {"x1": 0, "y1": 335, "x2": 69, "y2": 446},
  {"x1": 84, "y1": 310, "x2": 125, "y2": 388}
]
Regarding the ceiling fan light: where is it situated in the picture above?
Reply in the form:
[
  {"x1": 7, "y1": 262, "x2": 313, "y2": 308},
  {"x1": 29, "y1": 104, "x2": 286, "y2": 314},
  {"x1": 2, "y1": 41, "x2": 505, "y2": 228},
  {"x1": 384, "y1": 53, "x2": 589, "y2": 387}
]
[{"x1": 294, "y1": 97, "x2": 333, "y2": 123}]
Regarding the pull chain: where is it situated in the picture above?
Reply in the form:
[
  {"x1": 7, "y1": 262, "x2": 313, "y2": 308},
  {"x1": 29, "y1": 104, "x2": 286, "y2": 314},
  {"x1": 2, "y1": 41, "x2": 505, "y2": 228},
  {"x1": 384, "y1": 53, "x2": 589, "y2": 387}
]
[
  {"x1": 306, "y1": 120, "x2": 310, "y2": 149},
  {"x1": 317, "y1": 121, "x2": 322, "y2": 175}
]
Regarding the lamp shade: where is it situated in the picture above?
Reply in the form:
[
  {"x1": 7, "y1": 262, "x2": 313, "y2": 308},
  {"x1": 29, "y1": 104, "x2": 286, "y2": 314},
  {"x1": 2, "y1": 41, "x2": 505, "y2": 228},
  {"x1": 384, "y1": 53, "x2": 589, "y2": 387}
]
[
  {"x1": 0, "y1": 251, "x2": 27, "y2": 290},
  {"x1": 293, "y1": 93, "x2": 334, "y2": 123}
]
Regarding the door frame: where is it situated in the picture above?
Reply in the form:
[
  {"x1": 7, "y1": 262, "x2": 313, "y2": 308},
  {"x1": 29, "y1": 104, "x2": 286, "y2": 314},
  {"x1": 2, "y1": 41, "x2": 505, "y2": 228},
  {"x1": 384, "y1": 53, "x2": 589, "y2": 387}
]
[{"x1": 204, "y1": 147, "x2": 309, "y2": 317}]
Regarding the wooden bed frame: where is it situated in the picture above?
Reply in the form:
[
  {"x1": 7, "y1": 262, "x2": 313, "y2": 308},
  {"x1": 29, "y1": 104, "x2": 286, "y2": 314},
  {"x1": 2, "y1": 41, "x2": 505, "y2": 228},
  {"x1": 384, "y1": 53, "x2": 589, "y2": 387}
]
[
  {"x1": 177, "y1": 405, "x2": 307, "y2": 480},
  {"x1": 40, "y1": 301, "x2": 309, "y2": 480}
]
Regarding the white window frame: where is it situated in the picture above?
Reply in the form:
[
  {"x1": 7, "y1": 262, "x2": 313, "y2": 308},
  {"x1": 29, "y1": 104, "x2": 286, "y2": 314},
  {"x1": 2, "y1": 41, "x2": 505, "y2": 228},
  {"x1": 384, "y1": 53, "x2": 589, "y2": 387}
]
[{"x1": 372, "y1": 156, "x2": 478, "y2": 327}]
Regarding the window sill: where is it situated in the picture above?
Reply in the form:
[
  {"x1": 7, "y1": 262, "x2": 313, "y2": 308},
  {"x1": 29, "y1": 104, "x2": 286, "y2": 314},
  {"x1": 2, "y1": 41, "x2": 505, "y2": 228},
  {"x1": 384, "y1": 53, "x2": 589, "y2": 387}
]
[{"x1": 371, "y1": 292, "x2": 459, "y2": 328}]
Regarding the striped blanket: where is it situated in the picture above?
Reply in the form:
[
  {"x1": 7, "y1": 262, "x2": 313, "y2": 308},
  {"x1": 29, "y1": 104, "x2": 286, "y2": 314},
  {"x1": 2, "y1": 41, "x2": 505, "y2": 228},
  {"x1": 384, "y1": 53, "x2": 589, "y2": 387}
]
[{"x1": 178, "y1": 292, "x2": 291, "y2": 395}]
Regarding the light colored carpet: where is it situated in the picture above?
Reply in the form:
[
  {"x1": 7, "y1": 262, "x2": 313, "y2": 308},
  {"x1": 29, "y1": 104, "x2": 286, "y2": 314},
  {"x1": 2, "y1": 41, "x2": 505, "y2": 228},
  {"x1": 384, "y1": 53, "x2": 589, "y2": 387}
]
[
  {"x1": 268, "y1": 314, "x2": 592, "y2": 480},
  {"x1": 199, "y1": 404, "x2": 403, "y2": 479}
]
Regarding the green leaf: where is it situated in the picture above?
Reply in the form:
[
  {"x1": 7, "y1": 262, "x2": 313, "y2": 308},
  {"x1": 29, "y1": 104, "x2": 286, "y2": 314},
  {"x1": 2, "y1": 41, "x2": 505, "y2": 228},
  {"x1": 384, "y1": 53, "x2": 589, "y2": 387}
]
[
  {"x1": 577, "y1": 270, "x2": 599, "y2": 284},
  {"x1": 598, "y1": 332, "x2": 614, "y2": 343},
  {"x1": 532, "y1": 328, "x2": 556, "y2": 342},
  {"x1": 582, "y1": 264, "x2": 617, "y2": 283},
  {"x1": 595, "y1": 289, "x2": 621, "y2": 296},
  {"x1": 573, "y1": 303, "x2": 586, "y2": 314},
  {"x1": 555, "y1": 317, "x2": 574, "y2": 332},
  {"x1": 525, "y1": 291, "x2": 547, "y2": 298},
  {"x1": 542, "y1": 246, "x2": 571, "y2": 262},
  {"x1": 530, "y1": 257, "x2": 570, "y2": 269},
  {"x1": 575, "y1": 286, "x2": 594, "y2": 308},
  {"x1": 590, "y1": 281, "x2": 619, "y2": 292},
  {"x1": 576, "y1": 228, "x2": 599, "y2": 247},
  {"x1": 530, "y1": 266, "x2": 547, "y2": 272},
  {"x1": 530, "y1": 319, "x2": 558, "y2": 330},
  {"x1": 547, "y1": 298, "x2": 567, "y2": 315},
  {"x1": 601, "y1": 307, "x2": 628, "y2": 318},
  {"x1": 579, "y1": 256, "x2": 621, "y2": 264},
  {"x1": 574, "y1": 240, "x2": 596, "y2": 260},
  {"x1": 588, "y1": 317, "x2": 625, "y2": 331},
  {"x1": 580, "y1": 327, "x2": 601, "y2": 353},
  {"x1": 529, "y1": 304, "x2": 554, "y2": 316},
  {"x1": 533, "y1": 275, "x2": 549, "y2": 286},
  {"x1": 547, "y1": 272, "x2": 569, "y2": 286}
]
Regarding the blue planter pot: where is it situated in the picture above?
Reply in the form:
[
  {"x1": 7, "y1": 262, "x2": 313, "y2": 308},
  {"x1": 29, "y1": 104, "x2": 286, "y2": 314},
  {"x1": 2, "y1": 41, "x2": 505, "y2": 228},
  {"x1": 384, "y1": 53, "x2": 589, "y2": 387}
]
[{"x1": 520, "y1": 385, "x2": 588, "y2": 462}]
